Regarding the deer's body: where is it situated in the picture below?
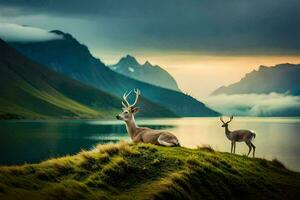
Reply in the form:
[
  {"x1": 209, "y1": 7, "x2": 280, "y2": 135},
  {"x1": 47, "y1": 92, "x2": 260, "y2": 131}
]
[
  {"x1": 221, "y1": 116, "x2": 256, "y2": 157},
  {"x1": 117, "y1": 89, "x2": 180, "y2": 146}
]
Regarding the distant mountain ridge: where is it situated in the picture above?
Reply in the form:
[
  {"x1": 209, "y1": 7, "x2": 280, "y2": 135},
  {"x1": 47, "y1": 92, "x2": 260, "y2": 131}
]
[
  {"x1": 0, "y1": 38, "x2": 176, "y2": 119},
  {"x1": 211, "y1": 63, "x2": 300, "y2": 96},
  {"x1": 10, "y1": 30, "x2": 218, "y2": 117},
  {"x1": 110, "y1": 55, "x2": 180, "y2": 91}
]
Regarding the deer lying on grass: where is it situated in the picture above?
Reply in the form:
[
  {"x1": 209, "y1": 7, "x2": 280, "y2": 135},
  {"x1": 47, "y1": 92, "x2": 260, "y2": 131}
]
[
  {"x1": 116, "y1": 89, "x2": 180, "y2": 146},
  {"x1": 220, "y1": 116, "x2": 256, "y2": 157}
]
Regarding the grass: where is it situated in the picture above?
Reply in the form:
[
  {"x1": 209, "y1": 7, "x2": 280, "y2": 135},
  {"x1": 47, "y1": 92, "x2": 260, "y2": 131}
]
[{"x1": 0, "y1": 141, "x2": 300, "y2": 200}]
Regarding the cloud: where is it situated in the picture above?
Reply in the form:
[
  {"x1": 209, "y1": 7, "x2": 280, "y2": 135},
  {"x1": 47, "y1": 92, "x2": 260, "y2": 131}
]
[
  {"x1": 0, "y1": 22, "x2": 62, "y2": 42},
  {"x1": 0, "y1": 0, "x2": 300, "y2": 55},
  {"x1": 203, "y1": 93, "x2": 300, "y2": 116}
]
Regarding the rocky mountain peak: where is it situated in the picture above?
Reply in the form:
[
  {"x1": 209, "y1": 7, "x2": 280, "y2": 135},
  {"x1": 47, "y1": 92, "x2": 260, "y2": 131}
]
[{"x1": 117, "y1": 55, "x2": 139, "y2": 66}]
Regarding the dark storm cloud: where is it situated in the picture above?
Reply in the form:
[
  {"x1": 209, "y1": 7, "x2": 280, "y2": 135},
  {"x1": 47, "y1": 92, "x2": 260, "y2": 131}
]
[{"x1": 1, "y1": 0, "x2": 300, "y2": 55}]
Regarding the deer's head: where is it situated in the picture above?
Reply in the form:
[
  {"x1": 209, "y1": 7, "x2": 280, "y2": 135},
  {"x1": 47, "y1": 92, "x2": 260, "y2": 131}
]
[
  {"x1": 116, "y1": 89, "x2": 140, "y2": 121},
  {"x1": 220, "y1": 116, "x2": 233, "y2": 127}
]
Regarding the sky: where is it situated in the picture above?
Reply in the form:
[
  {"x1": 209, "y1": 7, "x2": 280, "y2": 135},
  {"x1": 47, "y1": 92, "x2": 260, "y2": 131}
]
[{"x1": 1, "y1": 0, "x2": 300, "y2": 98}]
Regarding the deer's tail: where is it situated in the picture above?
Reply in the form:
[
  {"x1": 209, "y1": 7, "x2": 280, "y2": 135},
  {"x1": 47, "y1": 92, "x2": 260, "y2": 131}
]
[{"x1": 252, "y1": 132, "x2": 256, "y2": 140}]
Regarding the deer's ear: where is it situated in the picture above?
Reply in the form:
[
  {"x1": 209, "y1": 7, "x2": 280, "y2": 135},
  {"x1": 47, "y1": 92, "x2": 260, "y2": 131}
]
[{"x1": 131, "y1": 107, "x2": 139, "y2": 114}]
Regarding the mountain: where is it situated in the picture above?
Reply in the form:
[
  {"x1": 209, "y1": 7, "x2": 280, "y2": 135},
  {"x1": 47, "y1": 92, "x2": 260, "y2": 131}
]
[
  {"x1": 0, "y1": 38, "x2": 176, "y2": 119},
  {"x1": 109, "y1": 55, "x2": 180, "y2": 91},
  {"x1": 10, "y1": 30, "x2": 218, "y2": 117},
  {"x1": 211, "y1": 63, "x2": 300, "y2": 96}
]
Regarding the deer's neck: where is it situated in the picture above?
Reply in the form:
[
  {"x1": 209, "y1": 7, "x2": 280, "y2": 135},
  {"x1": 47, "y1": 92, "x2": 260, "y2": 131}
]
[
  {"x1": 125, "y1": 117, "x2": 139, "y2": 139},
  {"x1": 225, "y1": 126, "x2": 232, "y2": 139}
]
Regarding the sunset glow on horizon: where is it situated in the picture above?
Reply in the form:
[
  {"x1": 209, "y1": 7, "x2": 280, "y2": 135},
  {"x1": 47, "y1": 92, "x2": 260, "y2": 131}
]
[
  {"x1": 97, "y1": 52, "x2": 300, "y2": 98},
  {"x1": 1, "y1": 0, "x2": 300, "y2": 99}
]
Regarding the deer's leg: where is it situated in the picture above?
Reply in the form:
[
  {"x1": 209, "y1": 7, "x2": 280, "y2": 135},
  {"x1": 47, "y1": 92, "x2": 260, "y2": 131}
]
[
  {"x1": 233, "y1": 142, "x2": 236, "y2": 153},
  {"x1": 157, "y1": 134, "x2": 177, "y2": 146},
  {"x1": 246, "y1": 141, "x2": 252, "y2": 156},
  {"x1": 231, "y1": 142, "x2": 233, "y2": 153},
  {"x1": 251, "y1": 142, "x2": 256, "y2": 158}
]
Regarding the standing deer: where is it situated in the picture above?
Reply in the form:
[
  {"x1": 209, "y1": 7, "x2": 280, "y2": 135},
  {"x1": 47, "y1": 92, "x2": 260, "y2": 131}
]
[
  {"x1": 220, "y1": 116, "x2": 256, "y2": 157},
  {"x1": 116, "y1": 89, "x2": 180, "y2": 146}
]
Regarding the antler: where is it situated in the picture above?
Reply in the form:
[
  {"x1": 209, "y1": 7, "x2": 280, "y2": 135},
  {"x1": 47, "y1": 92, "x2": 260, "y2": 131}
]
[
  {"x1": 131, "y1": 89, "x2": 140, "y2": 107},
  {"x1": 220, "y1": 116, "x2": 225, "y2": 123},
  {"x1": 121, "y1": 89, "x2": 140, "y2": 108},
  {"x1": 227, "y1": 116, "x2": 233, "y2": 123},
  {"x1": 220, "y1": 116, "x2": 234, "y2": 123},
  {"x1": 122, "y1": 90, "x2": 132, "y2": 108}
]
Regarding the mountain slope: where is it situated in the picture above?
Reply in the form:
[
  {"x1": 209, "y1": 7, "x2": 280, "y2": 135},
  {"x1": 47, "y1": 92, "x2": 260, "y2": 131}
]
[
  {"x1": 110, "y1": 55, "x2": 180, "y2": 91},
  {"x1": 0, "y1": 38, "x2": 176, "y2": 119},
  {"x1": 211, "y1": 63, "x2": 300, "y2": 95},
  {"x1": 10, "y1": 30, "x2": 218, "y2": 117},
  {"x1": 1, "y1": 142, "x2": 300, "y2": 200}
]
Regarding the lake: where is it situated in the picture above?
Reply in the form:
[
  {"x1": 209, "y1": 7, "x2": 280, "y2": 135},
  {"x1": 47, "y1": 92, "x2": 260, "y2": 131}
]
[{"x1": 0, "y1": 117, "x2": 300, "y2": 171}]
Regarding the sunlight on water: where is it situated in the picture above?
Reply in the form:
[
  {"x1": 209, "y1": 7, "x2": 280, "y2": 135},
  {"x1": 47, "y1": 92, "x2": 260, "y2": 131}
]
[
  {"x1": 135, "y1": 117, "x2": 300, "y2": 171},
  {"x1": 0, "y1": 117, "x2": 300, "y2": 171}
]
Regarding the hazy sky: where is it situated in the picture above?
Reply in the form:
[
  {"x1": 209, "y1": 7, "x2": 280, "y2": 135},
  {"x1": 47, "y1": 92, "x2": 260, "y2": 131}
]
[{"x1": 1, "y1": 0, "x2": 300, "y2": 97}]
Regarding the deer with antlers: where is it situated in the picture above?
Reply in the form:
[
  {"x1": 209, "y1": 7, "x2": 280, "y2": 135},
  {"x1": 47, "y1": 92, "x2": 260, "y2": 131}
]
[
  {"x1": 116, "y1": 89, "x2": 180, "y2": 146},
  {"x1": 220, "y1": 116, "x2": 256, "y2": 157}
]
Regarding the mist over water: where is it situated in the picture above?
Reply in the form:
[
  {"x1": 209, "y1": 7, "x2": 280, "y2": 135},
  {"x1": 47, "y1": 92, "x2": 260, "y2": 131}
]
[
  {"x1": 203, "y1": 93, "x2": 300, "y2": 116},
  {"x1": 0, "y1": 117, "x2": 300, "y2": 171}
]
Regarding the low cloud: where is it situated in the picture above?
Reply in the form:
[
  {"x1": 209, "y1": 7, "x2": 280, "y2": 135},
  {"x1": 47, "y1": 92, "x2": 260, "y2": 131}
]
[
  {"x1": 203, "y1": 93, "x2": 300, "y2": 117},
  {"x1": 1, "y1": 1, "x2": 300, "y2": 55},
  {"x1": 0, "y1": 23, "x2": 62, "y2": 42}
]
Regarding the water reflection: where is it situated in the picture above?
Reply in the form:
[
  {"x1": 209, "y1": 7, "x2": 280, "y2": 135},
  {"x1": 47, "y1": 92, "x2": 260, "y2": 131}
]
[
  {"x1": 0, "y1": 118, "x2": 300, "y2": 172},
  {"x1": 0, "y1": 120, "x2": 173, "y2": 165}
]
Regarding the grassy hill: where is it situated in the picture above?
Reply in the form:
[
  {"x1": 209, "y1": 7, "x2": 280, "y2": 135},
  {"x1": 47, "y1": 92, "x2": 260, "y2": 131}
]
[
  {"x1": 0, "y1": 142, "x2": 299, "y2": 200},
  {"x1": 0, "y1": 38, "x2": 176, "y2": 119}
]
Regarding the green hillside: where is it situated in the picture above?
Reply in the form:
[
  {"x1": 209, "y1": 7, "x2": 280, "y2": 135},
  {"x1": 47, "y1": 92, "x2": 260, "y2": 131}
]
[
  {"x1": 0, "y1": 142, "x2": 299, "y2": 200},
  {"x1": 0, "y1": 39, "x2": 176, "y2": 119},
  {"x1": 10, "y1": 31, "x2": 219, "y2": 117}
]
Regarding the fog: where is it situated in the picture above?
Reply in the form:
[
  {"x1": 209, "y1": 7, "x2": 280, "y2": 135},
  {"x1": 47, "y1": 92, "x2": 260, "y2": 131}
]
[
  {"x1": 0, "y1": 23, "x2": 62, "y2": 42},
  {"x1": 203, "y1": 93, "x2": 300, "y2": 116}
]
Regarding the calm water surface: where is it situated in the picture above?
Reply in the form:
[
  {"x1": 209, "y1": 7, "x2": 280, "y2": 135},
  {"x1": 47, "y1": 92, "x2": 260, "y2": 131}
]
[{"x1": 0, "y1": 117, "x2": 300, "y2": 171}]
